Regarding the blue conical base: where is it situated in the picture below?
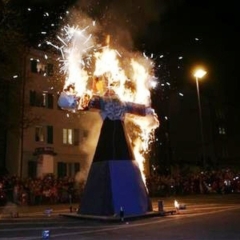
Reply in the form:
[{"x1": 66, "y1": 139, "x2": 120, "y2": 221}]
[{"x1": 78, "y1": 118, "x2": 152, "y2": 216}]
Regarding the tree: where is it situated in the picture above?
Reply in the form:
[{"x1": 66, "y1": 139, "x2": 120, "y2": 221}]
[
  {"x1": 0, "y1": 1, "x2": 25, "y2": 173},
  {"x1": 0, "y1": 0, "x2": 43, "y2": 174}
]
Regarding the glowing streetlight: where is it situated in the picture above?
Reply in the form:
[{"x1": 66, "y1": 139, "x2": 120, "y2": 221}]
[
  {"x1": 194, "y1": 68, "x2": 207, "y2": 168},
  {"x1": 194, "y1": 69, "x2": 207, "y2": 79}
]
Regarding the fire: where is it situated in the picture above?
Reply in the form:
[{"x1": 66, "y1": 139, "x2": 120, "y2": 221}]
[
  {"x1": 93, "y1": 47, "x2": 127, "y2": 98},
  {"x1": 130, "y1": 59, "x2": 151, "y2": 105},
  {"x1": 51, "y1": 24, "x2": 159, "y2": 182},
  {"x1": 174, "y1": 200, "x2": 179, "y2": 209}
]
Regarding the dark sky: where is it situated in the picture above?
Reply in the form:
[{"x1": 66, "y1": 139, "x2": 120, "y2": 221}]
[
  {"x1": 22, "y1": 0, "x2": 240, "y2": 105},
  {"x1": 156, "y1": 0, "x2": 240, "y2": 104}
]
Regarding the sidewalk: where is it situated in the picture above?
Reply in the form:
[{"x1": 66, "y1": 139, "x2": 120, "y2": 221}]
[{"x1": 0, "y1": 202, "x2": 79, "y2": 219}]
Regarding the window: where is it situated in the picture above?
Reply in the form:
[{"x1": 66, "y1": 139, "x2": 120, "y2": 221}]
[
  {"x1": 219, "y1": 127, "x2": 226, "y2": 135},
  {"x1": 57, "y1": 162, "x2": 67, "y2": 178},
  {"x1": 42, "y1": 93, "x2": 47, "y2": 107},
  {"x1": 35, "y1": 125, "x2": 53, "y2": 143},
  {"x1": 30, "y1": 60, "x2": 54, "y2": 76},
  {"x1": 31, "y1": 59, "x2": 38, "y2": 73},
  {"x1": 63, "y1": 128, "x2": 79, "y2": 145},
  {"x1": 58, "y1": 162, "x2": 80, "y2": 178},
  {"x1": 67, "y1": 162, "x2": 80, "y2": 176},
  {"x1": 63, "y1": 128, "x2": 72, "y2": 144},
  {"x1": 30, "y1": 90, "x2": 38, "y2": 107},
  {"x1": 29, "y1": 90, "x2": 54, "y2": 109},
  {"x1": 67, "y1": 163, "x2": 74, "y2": 177},
  {"x1": 35, "y1": 126, "x2": 45, "y2": 142},
  {"x1": 37, "y1": 62, "x2": 47, "y2": 74},
  {"x1": 47, "y1": 125, "x2": 53, "y2": 144},
  {"x1": 42, "y1": 92, "x2": 54, "y2": 108},
  {"x1": 31, "y1": 59, "x2": 46, "y2": 74}
]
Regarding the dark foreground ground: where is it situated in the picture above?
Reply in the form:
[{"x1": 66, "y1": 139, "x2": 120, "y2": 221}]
[{"x1": 0, "y1": 194, "x2": 240, "y2": 239}]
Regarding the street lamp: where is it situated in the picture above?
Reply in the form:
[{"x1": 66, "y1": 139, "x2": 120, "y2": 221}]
[{"x1": 194, "y1": 68, "x2": 207, "y2": 168}]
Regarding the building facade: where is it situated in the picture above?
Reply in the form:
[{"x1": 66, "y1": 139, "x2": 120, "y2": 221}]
[
  {"x1": 5, "y1": 48, "x2": 101, "y2": 178},
  {"x1": 154, "y1": 85, "x2": 240, "y2": 170}
]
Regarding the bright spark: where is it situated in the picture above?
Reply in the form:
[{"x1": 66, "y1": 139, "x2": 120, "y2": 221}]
[{"x1": 49, "y1": 22, "x2": 160, "y2": 185}]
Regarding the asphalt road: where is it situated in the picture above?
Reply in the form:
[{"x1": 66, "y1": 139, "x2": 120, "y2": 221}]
[{"x1": 0, "y1": 195, "x2": 240, "y2": 240}]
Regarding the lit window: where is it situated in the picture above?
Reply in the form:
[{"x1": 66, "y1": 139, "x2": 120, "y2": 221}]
[
  {"x1": 37, "y1": 62, "x2": 46, "y2": 73},
  {"x1": 219, "y1": 127, "x2": 222, "y2": 135},
  {"x1": 63, "y1": 128, "x2": 73, "y2": 145},
  {"x1": 219, "y1": 127, "x2": 226, "y2": 135},
  {"x1": 63, "y1": 129, "x2": 67, "y2": 144},
  {"x1": 35, "y1": 126, "x2": 45, "y2": 142},
  {"x1": 30, "y1": 59, "x2": 54, "y2": 76},
  {"x1": 68, "y1": 129, "x2": 73, "y2": 144},
  {"x1": 42, "y1": 93, "x2": 47, "y2": 107}
]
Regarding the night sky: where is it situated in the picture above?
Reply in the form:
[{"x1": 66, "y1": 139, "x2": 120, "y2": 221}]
[{"x1": 18, "y1": 0, "x2": 240, "y2": 106}]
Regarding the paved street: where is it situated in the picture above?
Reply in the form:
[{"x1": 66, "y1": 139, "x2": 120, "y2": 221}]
[{"x1": 0, "y1": 195, "x2": 240, "y2": 239}]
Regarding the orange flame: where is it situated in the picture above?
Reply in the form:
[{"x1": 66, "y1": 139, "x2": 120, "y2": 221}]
[{"x1": 56, "y1": 25, "x2": 159, "y2": 182}]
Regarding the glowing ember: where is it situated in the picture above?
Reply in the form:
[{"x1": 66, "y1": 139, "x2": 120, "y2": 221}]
[{"x1": 49, "y1": 21, "x2": 159, "y2": 183}]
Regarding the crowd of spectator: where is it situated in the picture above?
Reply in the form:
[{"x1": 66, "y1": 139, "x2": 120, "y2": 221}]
[
  {"x1": 146, "y1": 168, "x2": 240, "y2": 197},
  {"x1": 0, "y1": 174, "x2": 84, "y2": 206},
  {"x1": 0, "y1": 168, "x2": 240, "y2": 206}
]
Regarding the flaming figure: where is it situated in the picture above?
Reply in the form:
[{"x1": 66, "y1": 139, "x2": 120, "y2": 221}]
[{"x1": 55, "y1": 24, "x2": 159, "y2": 183}]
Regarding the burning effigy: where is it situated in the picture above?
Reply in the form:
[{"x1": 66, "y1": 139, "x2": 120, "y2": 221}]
[{"x1": 53, "y1": 21, "x2": 159, "y2": 217}]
